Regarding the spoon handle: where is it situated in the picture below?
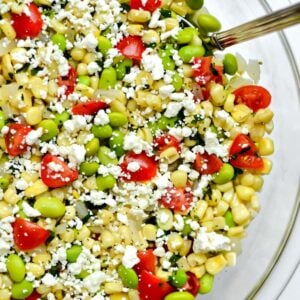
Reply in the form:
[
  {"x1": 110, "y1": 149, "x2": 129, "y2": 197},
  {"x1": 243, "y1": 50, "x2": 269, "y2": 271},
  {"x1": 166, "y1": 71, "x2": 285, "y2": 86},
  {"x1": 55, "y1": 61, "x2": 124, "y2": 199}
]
[{"x1": 210, "y1": 3, "x2": 300, "y2": 50}]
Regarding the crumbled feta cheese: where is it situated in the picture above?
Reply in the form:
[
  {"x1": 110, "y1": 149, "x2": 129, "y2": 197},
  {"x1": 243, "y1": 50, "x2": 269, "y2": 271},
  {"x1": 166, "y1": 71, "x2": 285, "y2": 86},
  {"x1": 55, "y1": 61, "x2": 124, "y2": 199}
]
[
  {"x1": 122, "y1": 246, "x2": 140, "y2": 268},
  {"x1": 142, "y1": 50, "x2": 164, "y2": 80}
]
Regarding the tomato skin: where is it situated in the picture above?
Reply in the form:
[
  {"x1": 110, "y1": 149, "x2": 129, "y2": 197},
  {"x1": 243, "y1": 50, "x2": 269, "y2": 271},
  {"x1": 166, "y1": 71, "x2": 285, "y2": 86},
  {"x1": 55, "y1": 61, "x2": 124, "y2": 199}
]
[
  {"x1": 182, "y1": 272, "x2": 200, "y2": 296},
  {"x1": 194, "y1": 152, "x2": 223, "y2": 175},
  {"x1": 229, "y1": 134, "x2": 257, "y2": 156},
  {"x1": 12, "y1": 3, "x2": 43, "y2": 39},
  {"x1": 41, "y1": 154, "x2": 79, "y2": 188},
  {"x1": 72, "y1": 100, "x2": 108, "y2": 115},
  {"x1": 230, "y1": 154, "x2": 264, "y2": 170},
  {"x1": 160, "y1": 187, "x2": 193, "y2": 214},
  {"x1": 116, "y1": 36, "x2": 146, "y2": 61},
  {"x1": 138, "y1": 270, "x2": 174, "y2": 300},
  {"x1": 154, "y1": 134, "x2": 181, "y2": 152},
  {"x1": 4, "y1": 124, "x2": 32, "y2": 157},
  {"x1": 58, "y1": 65, "x2": 77, "y2": 96},
  {"x1": 234, "y1": 85, "x2": 271, "y2": 112},
  {"x1": 134, "y1": 249, "x2": 157, "y2": 274},
  {"x1": 25, "y1": 290, "x2": 41, "y2": 300},
  {"x1": 13, "y1": 218, "x2": 50, "y2": 251},
  {"x1": 120, "y1": 151, "x2": 157, "y2": 182},
  {"x1": 130, "y1": 0, "x2": 162, "y2": 12}
]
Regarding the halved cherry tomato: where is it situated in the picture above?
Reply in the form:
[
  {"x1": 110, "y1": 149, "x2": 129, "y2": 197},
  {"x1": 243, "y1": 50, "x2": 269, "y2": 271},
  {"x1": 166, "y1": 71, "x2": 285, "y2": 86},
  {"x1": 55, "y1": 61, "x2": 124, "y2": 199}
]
[
  {"x1": 120, "y1": 151, "x2": 157, "y2": 182},
  {"x1": 72, "y1": 100, "x2": 108, "y2": 115},
  {"x1": 12, "y1": 3, "x2": 43, "y2": 39},
  {"x1": 116, "y1": 36, "x2": 146, "y2": 61},
  {"x1": 58, "y1": 65, "x2": 77, "y2": 96},
  {"x1": 134, "y1": 249, "x2": 157, "y2": 274},
  {"x1": 41, "y1": 154, "x2": 79, "y2": 188},
  {"x1": 229, "y1": 134, "x2": 257, "y2": 156},
  {"x1": 138, "y1": 270, "x2": 174, "y2": 300},
  {"x1": 130, "y1": 0, "x2": 162, "y2": 12},
  {"x1": 182, "y1": 271, "x2": 200, "y2": 296},
  {"x1": 193, "y1": 56, "x2": 223, "y2": 87},
  {"x1": 13, "y1": 218, "x2": 50, "y2": 251},
  {"x1": 25, "y1": 290, "x2": 41, "y2": 300},
  {"x1": 4, "y1": 124, "x2": 32, "y2": 157},
  {"x1": 154, "y1": 134, "x2": 181, "y2": 152},
  {"x1": 234, "y1": 85, "x2": 271, "y2": 112},
  {"x1": 194, "y1": 152, "x2": 223, "y2": 175},
  {"x1": 160, "y1": 186, "x2": 193, "y2": 214},
  {"x1": 230, "y1": 154, "x2": 264, "y2": 170}
]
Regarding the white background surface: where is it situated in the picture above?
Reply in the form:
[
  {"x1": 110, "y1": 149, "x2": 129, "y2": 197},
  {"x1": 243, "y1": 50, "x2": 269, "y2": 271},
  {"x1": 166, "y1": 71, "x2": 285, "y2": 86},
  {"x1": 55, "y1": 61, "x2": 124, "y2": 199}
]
[{"x1": 263, "y1": 1, "x2": 300, "y2": 299}]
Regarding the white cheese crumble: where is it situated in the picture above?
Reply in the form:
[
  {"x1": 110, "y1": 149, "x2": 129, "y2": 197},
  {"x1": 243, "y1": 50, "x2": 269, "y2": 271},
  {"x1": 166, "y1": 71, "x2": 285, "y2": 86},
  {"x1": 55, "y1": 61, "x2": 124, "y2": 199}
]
[
  {"x1": 142, "y1": 50, "x2": 164, "y2": 80},
  {"x1": 122, "y1": 246, "x2": 140, "y2": 268}
]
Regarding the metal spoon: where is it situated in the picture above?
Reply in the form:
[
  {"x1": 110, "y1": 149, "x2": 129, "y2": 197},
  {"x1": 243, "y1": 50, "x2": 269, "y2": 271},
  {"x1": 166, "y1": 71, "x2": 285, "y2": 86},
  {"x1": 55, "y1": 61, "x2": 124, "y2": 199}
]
[{"x1": 182, "y1": 3, "x2": 300, "y2": 50}]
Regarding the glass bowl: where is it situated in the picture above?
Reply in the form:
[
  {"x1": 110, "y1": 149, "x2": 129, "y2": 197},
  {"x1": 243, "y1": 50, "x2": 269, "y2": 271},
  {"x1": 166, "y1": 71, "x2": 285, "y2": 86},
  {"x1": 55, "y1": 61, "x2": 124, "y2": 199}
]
[{"x1": 197, "y1": 1, "x2": 300, "y2": 299}]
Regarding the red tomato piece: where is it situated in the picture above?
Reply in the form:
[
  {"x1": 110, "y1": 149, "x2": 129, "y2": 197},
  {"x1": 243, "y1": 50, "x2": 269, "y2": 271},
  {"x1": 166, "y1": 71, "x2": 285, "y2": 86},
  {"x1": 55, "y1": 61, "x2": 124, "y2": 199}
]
[
  {"x1": 41, "y1": 154, "x2": 79, "y2": 188},
  {"x1": 154, "y1": 134, "x2": 181, "y2": 152},
  {"x1": 194, "y1": 152, "x2": 223, "y2": 175},
  {"x1": 193, "y1": 56, "x2": 223, "y2": 87},
  {"x1": 182, "y1": 272, "x2": 200, "y2": 296},
  {"x1": 25, "y1": 290, "x2": 41, "y2": 300},
  {"x1": 58, "y1": 65, "x2": 77, "y2": 96},
  {"x1": 134, "y1": 249, "x2": 157, "y2": 274},
  {"x1": 120, "y1": 151, "x2": 157, "y2": 182},
  {"x1": 116, "y1": 36, "x2": 146, "y2": 61},
  {"x1": 138, "y1": 270, "x2": 174, "y2": 300},
  {"x1": 160, "y1": 186, "x2": 193, "y2": 214},
  {"x1": 11, "y1": 3, "x2": 43, "y2": 39},
  {"x1": 229, "y1": 133, "x2": 257, "y2": 157},
  {"x1": 72, "y1": 100, "x2": 108, "y2": 115},
  {"x1": 13, "y1": 218, "x2": 50, "y2": 251},
  {"x1": 130, "y1": 0, "x2": 162, "y2": 12},
  {"x1": 4, "y1": 124, "x2": 32, "y2": 157},
  {"x1": 230, "y1": 154, "x2": 264, "y2": 170},
  {"x1": 234, "y1": 85, "x2": 271, "y2": 112}
]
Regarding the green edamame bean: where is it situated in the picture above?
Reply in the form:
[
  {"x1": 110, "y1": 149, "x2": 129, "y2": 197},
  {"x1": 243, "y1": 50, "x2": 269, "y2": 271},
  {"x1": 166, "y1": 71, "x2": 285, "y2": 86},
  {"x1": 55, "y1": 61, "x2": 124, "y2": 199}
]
[
  {"x1": 199, "y1": 273, "x2": 214, "y2": 294},
  {"x1": 0, "y1": 175, "x2": 10, "y2": 190},
  {"x1": 197, "y1": 14, "x2": 221, "y2": 33},
  {"x1": 80, "y1": 162, "x2": 99, "y2": 176},
  {"x1": 181, "y1": 221, "x2": 192, "y2": 236},
  {"x1": 224, "y1": 210, "x2": 236, "y2": 228},
  {"x1": 76, "y1": 270, "x2": 90, "y2": 279},
  {"x1": 98, "y1": 146, "x2": 118, "y2": 166},
  {"x1": 164, "y1": 291, "x2": 195, "y2": 300},
  {"x1": 51, "y1": 33, "x2": 67, "y2": 52},
  {"x1": 99, "y1": 67, "x2": 117, "y2": 90},
  {"x1": 109, "y1": 130, "x2": 125, "y2": 157},
  {"x1": 213, "y1": 163, "x2": 235, "y2": 184},
  {"x1": 85, "y1": 138, "x2": 100, "y2": 156},
  {"x1": 54, "y1": 111, "x2": 70, "y2": 126},
  {"x1": 177, "y1": 28, "x2": 198, "y2": 44},
  {"x1": 66, "y1": 245, "x2": 82, "y2": 263},
  {"x1": 92, "y1": 124, "x2": 113, "y2": 139},
  {"x1": 148, "y1": 116, "x2": 178, "y2": 133},
  {"x1": 38, "y1": 120, "x2": 59, "y2": 141},
  {"x1": 0, "y1": 110, "x2": 6, "y2": 131},
  {"x1": 11, "y1": 280, "x2": 33, "y2": 299},
  {"x1": 34, "y1": 196, "x2": 66, "y2": 218},
  {"x1": 116, "y1": 59, "x2": 133, "y2": 80},
  {"x1": 98, "y1": 36, "x2": 112, "y2": 56},
  {"x1": 223, "y1": 53, "x2": 238, "y2": 75},
  {"x1": 170, "y1": 269, "x2": 187, "y2": 288},
  {"x1": 179, "y1": 45, "x2": 205, "y2": 63},
  {"x1": 186, "y1": 0, "x2": 204, "y2": 10},
  {"x1": 117, "y1": 265, "x2": 138, "y2": 289},
  {"x1": 77, "y1": 75, "x2": 91, "y2": 86},
  {"x1": 162, "y1": 55, "x2": 176, "y2": 71},
  {"x1": 108, "y1": 112, "x2": 128, "y2": 127},
  {"x1": 172, "y1": 72, "x2": 183, "y2": 92},
  {"x1": 6, "y1": 254, "x2": 26, "y2": 282},
  {"x1": 96, "y1": 174, "x2": 116, "y2": 191}
]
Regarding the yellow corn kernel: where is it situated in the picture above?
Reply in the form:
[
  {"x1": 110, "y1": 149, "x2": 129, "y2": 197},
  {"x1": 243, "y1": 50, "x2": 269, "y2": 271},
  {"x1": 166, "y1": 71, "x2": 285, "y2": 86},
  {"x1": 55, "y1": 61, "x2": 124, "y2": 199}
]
[
  {"x1": 128, "y1": 290, "x2": 140, "y2": 300},
  {"x1": 197, "y1": 117, "x2": 211, "y2": 135},
  {"x1": 170, "y1": 170, "x2": 187, "y2": 188},
  {"x1": 50, "y1": 19, "x2": 67, "y2": 33},
  {"x1": 225, "y1": 252, "x2": 237, "y2": 267},
  {"x1": 25, "y1": 106, "x2": 44, "y2": 125},
  {"x1": 101, "y1": 230, "x2": 115, "y2": 249},
  {"x1": 239, "y1": 172, "x2": 254, "y2": 187},
  {"x1": 135, "y1": 71, "x2": 154, "y2": 87},
  {"x1": 170, "y1": 2, "x2": 190, "y2": 16},
  {"x1": 156, "y1": 268, "x2": 171, "y2": 281},
  {"x1": 110, "y1": 293, "x2": 129, "y2": 300},
  {"x1": 253, "y1": 108, "x2": 274, "y2": 124},
  {"x1": 142, "y1": 224, "x2": 157, "y2": 241},
  {"x1": 210, "y1": 83, "x2": 226, "y2": 106},
  {"x1": 127, "y1": 24, "x2": 144, "y2": 36},
  {"x1": 252, "y1": 175, "x2": 264, "y2": 191},
  {"x1": 213, "y1": 216, "x2": 226, "y2": 230},
  {"x1": 0, "y1": 19, "x2": 16, "y2": 40},
  {"x1": 2, "y1": 54, "x2": 14, "y2": 80},
  {"x1": 24, "y1": 179, "x2": 48, "y2": 198},
  {"x1": 222, "y1": 189, "x2": 234, "y2": 203},
  {"x1": 90, "y1": 76, "x2": 99, "y2": 90},
  {"x1": 32, "y1": 253, "x2": 52, "y2": 266},
  {"x1": 60, "y1": 229, "x2": 76, "y2": 243},
  {"x1": 205, "y1": 254, "x2": 227, "y2": 275},
  {"x1": 202, "y1": 207, "x2": 214, "y2": 222},
  {"x1": 36, "y1": 284, "x2": 51, "y2": 295},
  {"x1": 202, "y1": 221, "x2": 214, "y2": 232},
  {"x1": 216, "y1": 181, "x2": 233, "y2": 193},
  {"x1": 179, "y1": 239, "x2": 192, "y2": 256},
  {"x1": 182, "y1": 64, "x2": 193, "y2": 78},
  {"x1": 164, "y1": 18, "x2": 179, "y2": 31},
  {"x1": 232, "y1": 204, "x2": 250, "y2": 225},
  {"x1": 4, "y1": 187, "x2": 20, "y2": 204},
  {"x1": 83, "y1": 176, "x2": 98, "y2": 190},
  {"x1": 137, "y1": 128, "x2": 153, "y2": 143},
  {"x1": 0, "y1": 202, "x2": 13, "y2": 219},
  {"x1": 110, "y1": 100, "x2": 127, "y2": 114},
  {"x1": 128, "y1": 9, "x2": 151, "y2": 23},
  {"x1": 235, "y1": 185, "x2": 255, "y2": 202},
  {"x1": 265, "y1": 120, "x2": 274, "y2": 134},
  {"x1": 71, "y1": 48, "x2": 86, "y2": 61},
  {"x1": 146, "y1": 94, "x2": 163, "y2": 112},
  {"x1": 77, "y1": 63, "x2": 88, "y2": 75},
  {"x1": 258, "y1": 137, "x2": 274, "y2": 156},
  {"x1": 250, "y1": 124, "x2": 265, "y2": 142},
  {"x1": 187, "y1": 253, "x2": 207, "y2": 268},
  {"x1": 167, "y1": 233, "x2": 184, "y2": 252},
  {"x1": 231, "y1": 104, "x2": 252, "y2": 123},
  {"x1": 216, "y1": 200, "x2": 229, "y2": 216},
  {"x1": 257, "y1": 158, "x2": 272, "y2": 175},
  {"x1": 98, "y1": 209, "x2": 115, "y2": 225},
  {"x1": 191, "y1": 266, "x2": 206, "y2": 279},
  {"x1": 160, "y1": 147, "x2": 180, "y2": 164},
  {"x1": 76, "y1": 83, "x2": 94, "y2": 98},
  {"x1": 30, "y1": 77, "x2": 48, "y2": 99},
  {"x1": 224, "y1": 93, "x2": 235, "y2": 112},
  {"x1": 104, "y1": 282, "x2": 123, "y2": 294},
  {"x1": 83, "y1": 53, "x2": 97, "y2": 65},
  {"x1": 191, "y1": 200, "x2": 208, "y2": 220},
  {"x1": 119, "y1": 226, "x2": 132, "y2": 245},
  {"x1": 77, "y1": 226, "x2": 91, "y2": 241},
  {"x1": 26, "y1": 263, "x2": 45, "y2": 278},
  {"x1": 142, "y1": 30, "x2": 160, "y2": 45},
  {"x1": 227, "y1": 226, "x2": 244, "y2": 238},
  {"x1": 177, "y1": 257, "x2": 190, "y2": 271}
]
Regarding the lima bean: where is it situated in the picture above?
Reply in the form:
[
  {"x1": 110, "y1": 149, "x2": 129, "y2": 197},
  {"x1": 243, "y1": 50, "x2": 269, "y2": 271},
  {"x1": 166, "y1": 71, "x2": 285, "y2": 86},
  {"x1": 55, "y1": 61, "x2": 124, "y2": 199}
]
[
  {"x1": 197, "y1": 14, "x2": 221, "y2": 33},
  {"x1": 186, "y1": 0, "x2": 204, "y2": 10},
  {"x1": 96, "y1": 174, "x2": 116, "y2": 191},
  {"x1": 179, "y1": 45, "x2": 205, "y2": 63},
  {"x1": 38, "y1": 120, "x2": 59, "y2": 141},
  {"x1": 109, "y1": 130, "x2": 125, "y2": 157},
  {"x1": 98, "y1": 36, "x2": 112, "y2": 56},
  {"x1": 92, "y1": 124, "x2": 113, "y2": 139},
  {"x1": 177, "y1": 28, "x2": 198, "y2": 44},
  {"x1": 11, "y1": 280, "x2": 34, "y2": 300},
  {"x1": 99, "y1": 67, "x2": 117, "y2": 89},
  {"x1": 54, "y1": 111, "x2": 70, "y2": 126},
  {"x1": 97, "y1": 146, "x2": 118, "y2": 166},
  {"x1": 108, "y1": 112, "x2": 128, "y2": 127},
  {"x1": 6, "y1": 254, "x2": 26, "y2": 282},
  {"x1": 116, "y1": 59, "x2": 133, "y2": 80},
  {"x1": 34, "y1": 196, "x2": 66, "y2": 218},
  {"x1": 223, "y1": 53, "x2": 238, "y2": 75},
  {"x1": 51, "y1": 33, "x2": 67, "y2": 52},
  {"x1": 199, "y1": 273, "x2": 214, "y2": 294},
  {"x1": 0, "y1": 175, "x2": 10, "y2": 190},
  {"x1": 117, "y1": 265, "x2": 138, "y2": 289},
  {"x1": 170, "y1": 269, "x2": 187, "y2": 288},
  {"x1": 0, "y1": 110, "x2": 5, "y2": 130},
  {"x1": 213, "y1": 163, "x2": 234, "y2": 184},
  {"x1": 85, "y1": 138, "x2": 100, "y2": 156},
  {"x1": 80, "y1": 162, "x2": 99, "y2": 176},
  {"x1": 164, "y1": 291, "x2": 195, "y2": 300},
  {"x1": 66, "y1": 245, "x2": 82, "y2": 263}
]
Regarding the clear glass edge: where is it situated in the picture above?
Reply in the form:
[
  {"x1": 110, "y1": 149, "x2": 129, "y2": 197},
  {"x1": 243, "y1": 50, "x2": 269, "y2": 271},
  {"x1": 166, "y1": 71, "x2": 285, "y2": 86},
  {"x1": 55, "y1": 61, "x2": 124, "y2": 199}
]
[{"x1": 246, "y1": 1, "x2": 300, "y2": 299}]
